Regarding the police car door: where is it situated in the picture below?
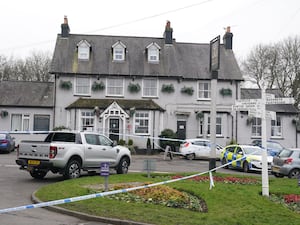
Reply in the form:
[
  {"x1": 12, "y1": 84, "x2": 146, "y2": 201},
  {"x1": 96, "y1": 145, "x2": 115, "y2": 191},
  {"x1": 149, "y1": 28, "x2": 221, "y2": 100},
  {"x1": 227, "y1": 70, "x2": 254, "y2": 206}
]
[{"x1": 234, "y1": 147, "x2": 244, "y2": 169}]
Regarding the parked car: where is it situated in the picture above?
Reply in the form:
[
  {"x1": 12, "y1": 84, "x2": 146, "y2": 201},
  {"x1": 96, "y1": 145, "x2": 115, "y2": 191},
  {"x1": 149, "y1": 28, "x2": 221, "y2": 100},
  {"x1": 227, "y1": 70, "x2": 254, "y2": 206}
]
[
  {"x1": 0, "y1": 132, "x2": 15, "y2": 153},
  {"x1": 16, "y1": 131, "x2": 131, "y2": 179},
  {"x1": 271, "y1": 148, "x2": 300, "y2": 178},
  {"x1": 251, "y1": 139, "x2": 284, "y2": 156},
  {"x1": 179, "y1": 138, "x2": 223, "y2": 160},
  {"x1": 220, "y1": 144, "x2": 273, "y2": 173}
]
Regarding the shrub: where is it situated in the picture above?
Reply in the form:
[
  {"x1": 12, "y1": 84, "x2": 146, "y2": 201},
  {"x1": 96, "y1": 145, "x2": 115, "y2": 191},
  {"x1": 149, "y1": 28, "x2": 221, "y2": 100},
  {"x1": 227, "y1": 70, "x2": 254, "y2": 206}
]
[
  {"x1": 159, "y1": 129, "x2": 179, "y2": 151},
  {"x1": 118, "y1": 139, "x2": 126, "y2": 146}
]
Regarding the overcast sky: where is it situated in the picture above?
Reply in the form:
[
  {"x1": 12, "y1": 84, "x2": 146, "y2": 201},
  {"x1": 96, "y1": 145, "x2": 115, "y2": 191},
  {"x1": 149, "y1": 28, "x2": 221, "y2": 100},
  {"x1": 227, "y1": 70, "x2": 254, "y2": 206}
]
[{"x1": 1, "y1": 0, "x2": 300, "y2": 61}]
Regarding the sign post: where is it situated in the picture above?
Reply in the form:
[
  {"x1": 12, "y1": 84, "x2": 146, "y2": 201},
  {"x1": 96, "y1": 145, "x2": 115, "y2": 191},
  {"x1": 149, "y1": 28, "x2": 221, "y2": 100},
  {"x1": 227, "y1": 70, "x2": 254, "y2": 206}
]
[
  {"x1": 100, "y1": 162, "x2": 110, "y2": 191},
  {"x1": 209, "y1": 35, "x2": 220, "y2": 170},
  {"x1": 232, "y1": 90, "x2": 295, "y2": 196}
]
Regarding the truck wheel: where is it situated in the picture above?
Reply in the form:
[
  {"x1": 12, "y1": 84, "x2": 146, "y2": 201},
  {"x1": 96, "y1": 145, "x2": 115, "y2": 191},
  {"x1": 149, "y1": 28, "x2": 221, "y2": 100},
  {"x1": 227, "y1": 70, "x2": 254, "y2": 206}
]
[
  {"x1": 30, "y1": 170, "x2": 47, "y2": 179},
  {"x1": 116, "y1": 157, "x2": 130, "y2": 174},
  {"x1": 64, "y1": 159, "x2": 81, "y2": 179}
]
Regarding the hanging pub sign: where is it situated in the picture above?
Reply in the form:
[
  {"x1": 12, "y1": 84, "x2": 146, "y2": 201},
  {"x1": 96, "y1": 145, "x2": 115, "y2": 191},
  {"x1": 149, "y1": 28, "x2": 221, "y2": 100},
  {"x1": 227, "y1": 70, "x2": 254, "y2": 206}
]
[{"x1": 209, "y1": 35, "x2": 220, "y2": 73}]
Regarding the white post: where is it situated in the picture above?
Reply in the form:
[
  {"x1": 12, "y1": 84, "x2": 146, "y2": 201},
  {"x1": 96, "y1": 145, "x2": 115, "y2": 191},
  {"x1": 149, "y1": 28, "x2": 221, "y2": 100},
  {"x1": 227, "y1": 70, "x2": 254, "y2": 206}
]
[
  {"x1": 209, "y1": 78, "x2": 217, "y2": 170},
  {"x1": 261, "y1": 86, "x2": 269, "y2": 196}
]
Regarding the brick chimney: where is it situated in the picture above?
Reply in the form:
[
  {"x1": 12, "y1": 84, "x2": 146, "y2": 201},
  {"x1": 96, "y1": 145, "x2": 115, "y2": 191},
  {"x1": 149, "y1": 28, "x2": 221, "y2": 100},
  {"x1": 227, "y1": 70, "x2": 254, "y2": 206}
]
[
  {"x1": 61, "y1": 16, "x2": 70, "y2": 38},
  {"x1": 164, "y1": 21, "x2": 173, "y2": 45},
  {"x1": 223, "y1": 26, "x2": 233, "y2": 50}
]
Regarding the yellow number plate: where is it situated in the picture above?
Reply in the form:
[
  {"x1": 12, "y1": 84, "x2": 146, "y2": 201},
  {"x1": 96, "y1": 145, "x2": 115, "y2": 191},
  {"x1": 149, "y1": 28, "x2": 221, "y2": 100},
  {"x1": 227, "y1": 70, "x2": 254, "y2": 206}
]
[
  {"x1": 272, "y1": 166, "x2": 280, "y2": 173},
  {"x1": 28, "y1": 160, "x2": 40, "y2": 166}
]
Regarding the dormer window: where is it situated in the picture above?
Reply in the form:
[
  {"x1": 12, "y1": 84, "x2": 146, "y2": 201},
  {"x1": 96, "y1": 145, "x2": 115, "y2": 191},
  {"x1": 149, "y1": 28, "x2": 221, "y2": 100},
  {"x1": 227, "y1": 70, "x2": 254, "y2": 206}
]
[
  {"x1": 77, "y1": 40, "x2": 91, "y2": 60},
  {"x1": 112, "y1": 41, "x2": 126, "y2": 61},
  {"x1": 146, "y1": 42, "x2": 160, "y2": 63}
]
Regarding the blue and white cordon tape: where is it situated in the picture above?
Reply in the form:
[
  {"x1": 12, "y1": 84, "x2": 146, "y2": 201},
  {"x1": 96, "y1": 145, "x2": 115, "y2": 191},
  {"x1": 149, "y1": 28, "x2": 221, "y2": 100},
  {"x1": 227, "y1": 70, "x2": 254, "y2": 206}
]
[
  {"x1": 0, "y1": 131, "x2": 254, "y2": 214},
  {"x1": 0, "y1": 155, "x2": 249, "y2": 214}
]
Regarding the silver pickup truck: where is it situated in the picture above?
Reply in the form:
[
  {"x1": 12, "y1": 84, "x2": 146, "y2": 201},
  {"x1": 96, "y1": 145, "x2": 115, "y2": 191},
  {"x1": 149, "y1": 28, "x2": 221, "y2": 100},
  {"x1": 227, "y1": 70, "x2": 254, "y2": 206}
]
[{"x1": 16, "y1": 131, "x2": 131, "y2": 179}]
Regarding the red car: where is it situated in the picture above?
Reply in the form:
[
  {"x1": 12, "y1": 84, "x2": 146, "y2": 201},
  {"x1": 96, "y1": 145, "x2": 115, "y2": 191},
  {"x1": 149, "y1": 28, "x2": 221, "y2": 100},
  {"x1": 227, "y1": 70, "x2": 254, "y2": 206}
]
[{"x1": 0, "y1": 133, "x2": 15, "y2": 153}]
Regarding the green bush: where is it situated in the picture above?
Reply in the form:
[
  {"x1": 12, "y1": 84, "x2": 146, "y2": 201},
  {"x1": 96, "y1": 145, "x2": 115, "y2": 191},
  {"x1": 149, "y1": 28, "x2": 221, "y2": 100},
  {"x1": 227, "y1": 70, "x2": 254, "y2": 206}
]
[
  {"x1": 118, "y1": 139, "x2": 126, "y2": 146},
  {"x1": 159, "y1": 129, "x2": 179, "y2": 151},
  {"x1": 128, "y1": 139, "x2": 133, "y2": 146}
]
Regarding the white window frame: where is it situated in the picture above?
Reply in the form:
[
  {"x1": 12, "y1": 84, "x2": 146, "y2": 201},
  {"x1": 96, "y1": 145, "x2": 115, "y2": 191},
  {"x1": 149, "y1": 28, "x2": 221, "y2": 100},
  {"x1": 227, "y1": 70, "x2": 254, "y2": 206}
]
[
  {"x1": 77, "y1": 40, "x2": 91, "y2": 60},
  {"x1": 11, "y1": 114, "x2": 30, "y2": 131},
  {"x1": 271, "y1": 116, "x2": 282, "y2": 138},
  {"x1": 142, "y1": 78, "x2": 158, "y2": 97},
  {"x1": 75, "y1": 76, "x2": 91, "y2": 96},
  {"x1": 112, "y1": 41, "x2": 126, "y2": 61},
  {"x1": 198, "y1": 81, "x2": 211, "y2": 100},
  {"x1": 207, "y1": 115, "x2": 222, "y2": 136},
  {"x1": 134, "y1": 111, "x2": 150, "y2": 135},
  {"x1": 81, "y1": 111, "x2": 94, "y2": 131},
  {"x1": 106, "y1": 77, "x2": 124, "y2": 97},
  {"x1": 251, "y1": 117, "x2": 262, "y2": 137},
  {"x1": 146, "y1": 43, "x2": 160, "y2": 63}
]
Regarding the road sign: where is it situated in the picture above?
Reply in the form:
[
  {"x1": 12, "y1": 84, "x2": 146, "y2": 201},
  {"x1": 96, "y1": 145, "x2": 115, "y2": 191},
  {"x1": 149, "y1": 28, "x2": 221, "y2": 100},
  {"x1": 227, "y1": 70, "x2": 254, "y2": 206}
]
[
  {"x1": 100, "y1": 162, "x2": 110, "y2": 176},
  {"x1": 266, "y1": 97, "x2": 295, "y2": 105}
]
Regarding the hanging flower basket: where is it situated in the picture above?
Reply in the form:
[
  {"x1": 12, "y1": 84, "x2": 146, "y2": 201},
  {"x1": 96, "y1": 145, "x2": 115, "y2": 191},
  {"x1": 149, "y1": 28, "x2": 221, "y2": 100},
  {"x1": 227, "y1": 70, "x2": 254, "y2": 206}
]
[
  {"x1": 128, "y1": 83, "x2": 141, "y2": 93},
  {"x1": 161, "y1": 84, "x2": 175, "y2": 93},
  {"x1": 59, "y1": 80, "x2": 72, "y2": 90},
  {"x1": 181, "y1": 86, "x2": 194, "y2": 96},
  {"x1": 220, "y1": 88, "x2": 232, "y2": 96},
  {"x1": 196, "y1": 111, "x2": 204, "y2": 120},
  {"x1": 246, "y1": 117, "x2": 254, "y2": 126},
  {"x1": 0, "y1": 110, "x2": 8, "y2": 118},
  {"x1": 92, "y1": 81, "x2": 105, "y2": 91}
]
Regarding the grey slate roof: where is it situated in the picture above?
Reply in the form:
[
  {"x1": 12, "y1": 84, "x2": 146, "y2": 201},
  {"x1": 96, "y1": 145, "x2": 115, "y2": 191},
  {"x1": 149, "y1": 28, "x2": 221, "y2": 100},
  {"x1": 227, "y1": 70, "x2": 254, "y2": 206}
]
[
  {"x1": 66, "y1": 98, "x2": 165, "y2": 111},
  {"x1": 50, "y1": 34, "x2": 243, "y2": 81},
  {"x1": 0, "y1": 80, "x2": 54, "y2": 107},
  {"x1": 241, "y1": 88, "x2": 298, "y2": 113}
]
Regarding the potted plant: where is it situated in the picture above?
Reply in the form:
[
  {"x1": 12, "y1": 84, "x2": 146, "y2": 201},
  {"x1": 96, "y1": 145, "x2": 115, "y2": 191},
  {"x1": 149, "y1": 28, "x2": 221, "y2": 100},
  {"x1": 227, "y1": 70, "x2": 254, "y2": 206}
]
[
  {"x1": 220, "y1": 88, "x2": 232, "y2": 96},
  {"x1": 181, "y1": 86, "x2": 194, "y2": 96},
  {"x1": 59, "y1": 80, "x2": 72, "y2": 90},
  {"x1": 161, "y1": 84, "x2": 175, "y2": 93},
  {"x1": 196, "y1": 111, "x2": 204, "y2": 120},
  {"x1": 92, "y1": 81, "x2": 105, "y2": 91},
  {"x1": 0, "y1": 110, "x2": 8, "y2": 118},
  {"x1": 128, "y1": 83, "x2": 141, "y2": 93}
]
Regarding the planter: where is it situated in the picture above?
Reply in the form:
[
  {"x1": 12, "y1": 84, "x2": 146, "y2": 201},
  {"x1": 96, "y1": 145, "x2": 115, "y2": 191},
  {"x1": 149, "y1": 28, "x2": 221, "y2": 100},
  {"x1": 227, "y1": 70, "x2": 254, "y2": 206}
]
[
  {"x1": 220, "y1": 88, "x2": 232, "y2": 96},
  {"x1": 59, "y1": 80, "x2": 72, "y2": 90},
  {"x1": 128, "y1": 83, "x2": 141, "y2": 93},
  {"x1": 161, "y1": 84, "x2": 175, "y2": 93},
  {"x1": 92, "y1": 81, "x2": 105, "y2": 91},
  {"x1": 181, "y1": 86, "x2": 194, "y2": 96},
  {"x1": 0, "y1": 110, "x2": 8, "y2": 118}
]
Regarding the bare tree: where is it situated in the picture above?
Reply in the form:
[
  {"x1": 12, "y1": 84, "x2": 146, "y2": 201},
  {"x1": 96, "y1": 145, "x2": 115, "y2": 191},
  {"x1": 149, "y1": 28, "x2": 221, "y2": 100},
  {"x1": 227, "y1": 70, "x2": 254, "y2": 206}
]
[
  {"x1": 242, "y1": 44, "x2": 279, "y2": 89},
  {"x1": 0, "y1": 51, "x2": 53, "y2": 82},
  {"x1": 242, "y1": 35, "x2": 300, "y2": 108}
]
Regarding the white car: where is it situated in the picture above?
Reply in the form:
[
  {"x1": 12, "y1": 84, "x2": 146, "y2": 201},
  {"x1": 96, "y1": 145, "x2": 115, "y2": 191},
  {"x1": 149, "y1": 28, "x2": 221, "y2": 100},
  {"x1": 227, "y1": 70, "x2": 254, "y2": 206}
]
[{"x1": 179, "y1": 138, "x2": 223, "y2": 160}]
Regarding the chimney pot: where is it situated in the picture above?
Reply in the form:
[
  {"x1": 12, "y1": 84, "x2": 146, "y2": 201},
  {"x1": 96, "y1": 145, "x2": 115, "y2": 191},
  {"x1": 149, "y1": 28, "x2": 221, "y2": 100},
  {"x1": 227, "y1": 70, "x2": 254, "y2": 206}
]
[
  {"x1": 61, "y1": 16, "x2": 70, "y2": 38},
  {"x1": 164, "y1": 21, "x2": 173, "y2": 45},
  {"x1": 223, "y1": 26, "x2": 233, "y2": 50}
]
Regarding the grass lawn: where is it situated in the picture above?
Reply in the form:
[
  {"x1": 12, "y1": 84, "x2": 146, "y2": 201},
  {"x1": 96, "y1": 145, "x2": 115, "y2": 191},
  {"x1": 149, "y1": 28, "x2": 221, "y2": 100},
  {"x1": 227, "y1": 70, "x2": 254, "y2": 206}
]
[{"x1": 35, "y1": 173, "x2": 300, "y2": 225}]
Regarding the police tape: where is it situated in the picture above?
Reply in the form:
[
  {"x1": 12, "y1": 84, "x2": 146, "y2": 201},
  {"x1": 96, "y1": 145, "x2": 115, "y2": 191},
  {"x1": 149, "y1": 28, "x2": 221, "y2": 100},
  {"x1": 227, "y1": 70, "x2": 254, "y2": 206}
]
[
  {"x1": 0, "y1": 154, "x2": 250, "y2": 214},
  {"x1": 0, "y1": 130, "x2": 259, "y2": 214}
]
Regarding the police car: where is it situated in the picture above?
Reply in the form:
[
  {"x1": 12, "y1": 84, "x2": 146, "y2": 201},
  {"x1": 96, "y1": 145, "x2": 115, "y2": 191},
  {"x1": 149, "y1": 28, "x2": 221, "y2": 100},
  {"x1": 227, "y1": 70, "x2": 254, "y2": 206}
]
[{"x1": 220, "y1": 144, "x2": 273, "y2": 173}]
